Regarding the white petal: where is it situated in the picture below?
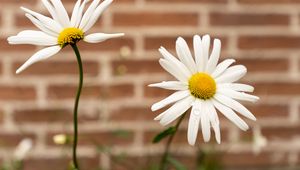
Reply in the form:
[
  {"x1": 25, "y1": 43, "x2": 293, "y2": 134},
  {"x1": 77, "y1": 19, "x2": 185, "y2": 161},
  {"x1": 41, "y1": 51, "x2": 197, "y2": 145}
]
[
  {"x1": 74, "y1": 0, "x2": 90, "y2": 27},
  {"x1": 50, "y1": 0, "x2": 70, "y2": 27},
  {"x1": 159, "y1": 96, "x2": 194, "y2": 126},
  {"x1": 212, "y1": 99, "x2": 249, "y2": 131},
  {"x1": 16, "y1": 46, "x2": 61, "y2": 74},
  {"x1": 159, "y1": 47, "x2": 191, "y2": 78},
  {"x1": 8, "y1": 36, "x2": 57, "y2": 46},
  {"x1": 193, "y1": 35, "x2": 204, "y2": 72},
  {"x1": 151, "y1": 90, "x2": 190, "y2": 111},
  {"x1": 21, "y1": 7, "x2": 62, "y2": 33},
  {"x1": 159, "y1": 59, "x2": 188, "y2": 82},
  {"x1": 84, "y1": 33, "x2": 124, "y2": 43},
  {"x1": 25, "y1": 14, "x2": 58, "y2": 37},
  {"x1": 82, "y1": 0, "x2": 113, "y2": 32},
  {"x1": 207, "y1": 100, "x2": 221, "y2": 143},
  {"x1": 71, "y1": 0, "x2": 82, "y2": 27},
  {"x1": 148, "y1": 81, "x2": 188, "y2": 91},
  {"x1": 214, "y1": 93, "x2": 256, "y2": 121},
  {"x1": 79, "y1": 0, "x2": 101, "y2": 29},
  {"x1": 176, "y1": 37, "x2": 197, "y2": 73},
  {"x1": 218, "y1": 83, "x2": 254, "y2": 93},
  {"x1": 16, "y1": 30, "x2": 55, "y2": 38},
  {"x1": 217, "y1": 88, "x2": 259, "y2": 103},
  {"x1": 206, "y1": 39, "x2": 221, "y2": 74},
  {"x1": 212, "y1": 59, "x2": 235, "y2": 78},
  {"x1": 8, "y1": 30, "x2": 57, "y2": 46},
  {"x1": 202, "y1": 34, "x2": 210, "y2": 70},
  {"x1": 216, "y1": 65, "x2": 247, "y2": 83},
  {"x1": 187, "y1": 100, "x2": 202, "y2": 145},
  {"x1": 201, "y1": 101, "x2": 211, "y2": 142},
  {"x1": 41, "y1": 0, "x2": 60, "y2": 23}
]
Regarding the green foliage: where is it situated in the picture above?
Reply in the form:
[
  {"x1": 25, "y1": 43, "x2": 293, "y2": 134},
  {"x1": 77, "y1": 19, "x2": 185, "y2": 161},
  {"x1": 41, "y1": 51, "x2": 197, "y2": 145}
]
[
  {"x1": 167, "y1": 156, "x2": 188, "y2": 170},
  {"x1": 152, "y1": 127, "x2": 176, "y2": 143},
  {"x1": 196, "y1": 150, "x2": 222, "y2": 170}
]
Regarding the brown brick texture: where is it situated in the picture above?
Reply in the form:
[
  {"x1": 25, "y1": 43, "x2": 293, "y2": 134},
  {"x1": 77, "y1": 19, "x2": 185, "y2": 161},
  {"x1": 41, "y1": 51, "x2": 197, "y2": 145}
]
[{"x1": 0, "y1": 0, "x2": 299, "y2": 169}]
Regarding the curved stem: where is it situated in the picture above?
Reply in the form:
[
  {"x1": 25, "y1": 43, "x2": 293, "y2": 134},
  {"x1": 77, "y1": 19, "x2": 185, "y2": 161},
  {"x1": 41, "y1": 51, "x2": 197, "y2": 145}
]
[
  {"x1": 159, "y1": 113, "x2": 186, "y2": 170},
  {"x1": 71, "y1": 44, "x2": 83, "y2": 170}
]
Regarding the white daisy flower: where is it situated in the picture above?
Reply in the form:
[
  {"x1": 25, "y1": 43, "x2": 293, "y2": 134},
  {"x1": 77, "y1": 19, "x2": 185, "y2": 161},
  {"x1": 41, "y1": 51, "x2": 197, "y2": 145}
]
[
  {"x1": 8, "y1": 0, "x2": 124, "y2": 74},
  {"x1": 149, "y1": 35, "x2": 259, "y2": 145}
]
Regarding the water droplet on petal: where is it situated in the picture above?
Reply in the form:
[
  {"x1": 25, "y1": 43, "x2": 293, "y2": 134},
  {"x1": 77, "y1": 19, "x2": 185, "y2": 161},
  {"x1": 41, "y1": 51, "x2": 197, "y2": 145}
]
[{"x1": 193, "y1": 109, "x2": 201, "y2": 116}]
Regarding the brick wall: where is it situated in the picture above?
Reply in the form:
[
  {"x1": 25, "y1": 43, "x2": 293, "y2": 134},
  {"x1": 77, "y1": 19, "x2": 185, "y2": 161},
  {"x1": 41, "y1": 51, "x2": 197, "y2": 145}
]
[{"x1": 0, "y1": 0, "x2": 299, "y2": 169}]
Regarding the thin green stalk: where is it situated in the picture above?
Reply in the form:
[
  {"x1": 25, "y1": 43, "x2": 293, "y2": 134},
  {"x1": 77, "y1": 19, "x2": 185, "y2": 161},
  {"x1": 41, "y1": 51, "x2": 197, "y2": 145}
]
[
  {"x1": 71, "y1": 44, "x2": 83, "y2": 170},
  {"x1": 159, "y1": 113, "x2": 186, "y2": 170}
]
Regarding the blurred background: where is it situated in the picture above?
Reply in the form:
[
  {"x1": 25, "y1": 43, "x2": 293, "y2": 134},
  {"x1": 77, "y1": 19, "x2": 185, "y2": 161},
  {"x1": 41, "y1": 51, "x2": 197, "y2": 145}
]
[{"x1": 0, "y1": 0, "x2": 299, "y2": 169}]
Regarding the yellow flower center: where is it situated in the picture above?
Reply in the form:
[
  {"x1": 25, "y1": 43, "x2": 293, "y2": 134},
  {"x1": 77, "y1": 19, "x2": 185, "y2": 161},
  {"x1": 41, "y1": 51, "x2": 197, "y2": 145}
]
[
  {"x1": 188, "y1": 72, "x2": 216, "y2": 100},
  {"x1": 57, "y1": 27, "x2": 84, "y2": 47}
]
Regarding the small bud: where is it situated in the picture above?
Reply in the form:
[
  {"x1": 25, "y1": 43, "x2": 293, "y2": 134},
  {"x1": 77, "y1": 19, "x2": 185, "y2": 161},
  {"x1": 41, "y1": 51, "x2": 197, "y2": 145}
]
[
  {"x1": 53, "y1": 134, "x2": 68, "y2": 145},
  {"x1": 120, "y1": 46, "x2": 131, "y2": 59}
]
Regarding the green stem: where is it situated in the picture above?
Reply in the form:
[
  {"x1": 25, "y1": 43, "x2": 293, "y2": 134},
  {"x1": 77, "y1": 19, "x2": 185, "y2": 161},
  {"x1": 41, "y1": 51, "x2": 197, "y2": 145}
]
[
  {"x1": 71, "y1": 44, "x2": 83, "y2": 170},
  {"x1": 159, "y1": 113, "x2": 186, "y2": 170}
]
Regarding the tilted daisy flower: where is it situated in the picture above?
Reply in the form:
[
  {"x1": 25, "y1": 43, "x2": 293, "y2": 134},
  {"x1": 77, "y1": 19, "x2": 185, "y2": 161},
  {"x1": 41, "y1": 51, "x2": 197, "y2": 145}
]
[
  {"x1": 8, "y1": 0, "x2": 124, "y2": 74},
  {"x1": 149, "y1": 35, "x2": 259, "y2": 145}
]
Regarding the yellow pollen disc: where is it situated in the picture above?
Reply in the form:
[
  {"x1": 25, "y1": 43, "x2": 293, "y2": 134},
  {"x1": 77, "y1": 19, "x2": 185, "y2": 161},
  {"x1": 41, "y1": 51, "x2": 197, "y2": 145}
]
[
  {"x1": 57, "y1": 27, "x2": 84, "y2": 47},
  {"x1": 188, "y1": 72, "x2": 216, "y2": 100}
]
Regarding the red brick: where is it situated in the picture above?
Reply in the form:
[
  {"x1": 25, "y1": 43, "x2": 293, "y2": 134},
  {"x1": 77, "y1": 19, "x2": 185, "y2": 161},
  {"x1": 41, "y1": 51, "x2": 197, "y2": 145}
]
[
  {"x1": 238, "y1": 36, "x2": 300, "y2": 49},
  {"x1": 15, "y1": 14, "x2": 35, "y2": 28},
  {"x1": 46, "y1": 130, "x2": 134, "y2": 146},
  {"x1": 24, "y1": 157, "x2": 99, "y2": 170},
  {"x1": 210, "y1": 13, "x2": 289, "y2": 26},
  {"x1": 14, "y1": 108, "x2": 99, "y2": 123},
  {"x1": 109, "y1": 106, "x2": 156, "y2": 121},
  {"x1": 262, "y1": 126, "x2": 300, "y2": 140},
  {"x1": 145, "y1": 36, "x2": 227, "y2": 51},
  {"x1": 1, "y1": 0, "x2": 37, "y2": 4},
  {"x1": 0, "y1": 61, "x2": 2, "y2": 75},
  {"x1": 254, "y1": 83, "x2": 300, "y2": 96},
  {"x1": 113, "y1": 12, "x2": 198, "y2": 27},
  {"x1": 63, "y1": 0, "x2": 135, "y2": 3},
  {"x1": 0, "y1": 133, "x2": 35, "y2": 148},
  {"x1": 145, "y1": 36, "x2": 189, "y2": 51},
  {"x1": 236, "y1": 58, "x2": 289, "y2": 72},
  {"x1": 221, "y1": 151, "x2": 288, "y2": 168},
  {"x1": 13, "y1": 61, "x2": 99, "y2": 76},
  {"x1": 0, "y1": 86, "x2": 36, "y2": 101},
  {"x1": 246, "y1": 104, "x2": 289, "y2": 118},
  {"x1": 146, "y1": 0, "x2": 227, "y2": 3},
  {"x1": 0, "y1": 111, "x2": 3, "y2": 124},
  {"x1": 112, "y1": 59, "x2": 163, "y2": 75},
  {"x1": 47, "y1": 84, "x2": 134, "y2": 99},
  {"x1": 237, "y1": 0, "x2": 300, "y2": 4}
]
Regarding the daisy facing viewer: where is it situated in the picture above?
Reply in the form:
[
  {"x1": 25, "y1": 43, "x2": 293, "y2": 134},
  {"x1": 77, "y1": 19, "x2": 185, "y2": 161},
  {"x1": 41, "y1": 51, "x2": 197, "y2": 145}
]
[{"x1": 149, "y1": 35, "x2": 259, "y2": 145}]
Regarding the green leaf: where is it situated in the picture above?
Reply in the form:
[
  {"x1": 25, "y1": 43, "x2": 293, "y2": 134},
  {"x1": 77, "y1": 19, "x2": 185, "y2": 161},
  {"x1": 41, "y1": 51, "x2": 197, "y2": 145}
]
[
  {"x1": 167, "y1": 156, "x2": 188, "y2": 170},
  {"x1": 152, "y1": 127, "x2": 176, "y2": 143}
]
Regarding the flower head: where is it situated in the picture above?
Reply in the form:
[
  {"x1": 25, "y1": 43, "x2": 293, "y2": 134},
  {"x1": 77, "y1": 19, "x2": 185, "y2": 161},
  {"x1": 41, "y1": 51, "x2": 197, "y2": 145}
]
[
  {"x1": 14, "y1": 138, "x2": 33, "y2": 160},
  {"x1": 149, "y1": 35, "x2": 259, "y2": 145},
  {"x1": 8, "y1": 0, "x2": 124, "y2": 74}
]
